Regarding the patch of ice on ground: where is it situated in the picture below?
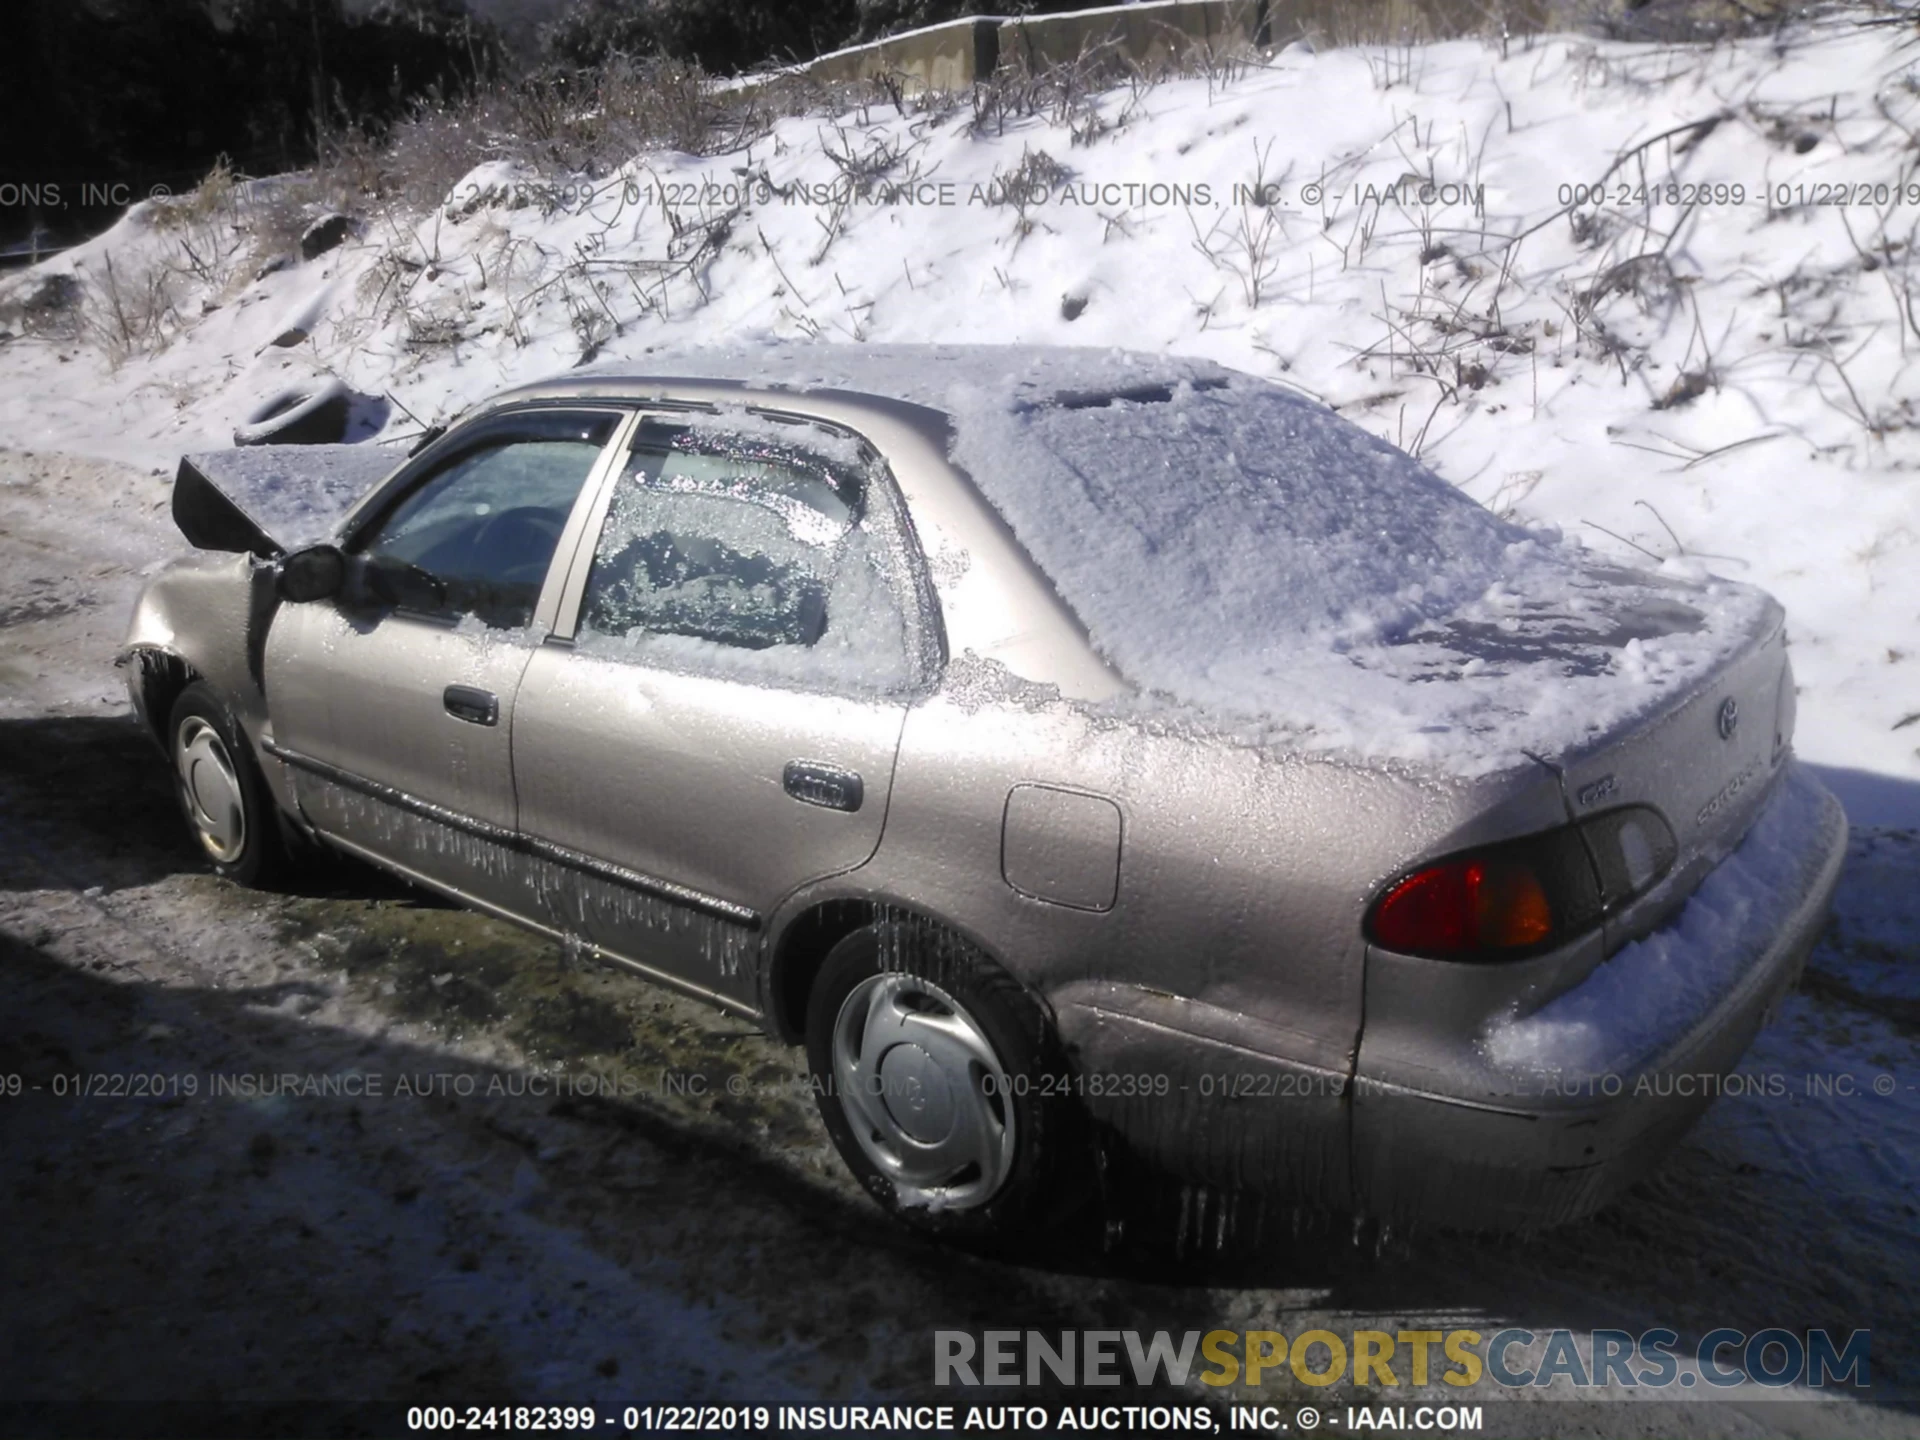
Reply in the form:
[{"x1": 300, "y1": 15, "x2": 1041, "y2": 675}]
[{"x1": 1805, "y1": 825, "x2": 1920, "y2": 1007}]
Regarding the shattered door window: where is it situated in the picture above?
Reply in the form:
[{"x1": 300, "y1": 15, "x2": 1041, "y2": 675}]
[{"x1": 577, "y1": 412, "x2": 915, "y2": 689}]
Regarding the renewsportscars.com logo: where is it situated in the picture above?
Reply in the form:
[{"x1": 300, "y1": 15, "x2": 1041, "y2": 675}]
[{"x1": 933, "y1": 1328, "x2": 1871, "y2": 1391}]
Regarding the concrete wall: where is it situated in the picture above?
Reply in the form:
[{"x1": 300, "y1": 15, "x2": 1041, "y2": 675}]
[
  {"x1": 803, "y1": 16, "x2": 1001, "y2": 93},
  {"x1": 790, "y1": 0, "x2": 1779, "y2": 94},
  {"x1": 997, "y1": 0, "x2": 1264, "y2": 75},
  {"x1": 1263, "y1": 0, "x2": 1559, "y2": 47},
  {"x1": 797, "y1": 1, "x2": 1267, "y2": 94}
]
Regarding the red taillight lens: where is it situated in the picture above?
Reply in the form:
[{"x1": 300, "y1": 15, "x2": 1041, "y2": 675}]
[
  {"x1": 1370, "y1": 855, "x2": 1555, "y2": 958},
  {"x1": 1368, "y1": 814, "x2": 1667, "y2": 961}
]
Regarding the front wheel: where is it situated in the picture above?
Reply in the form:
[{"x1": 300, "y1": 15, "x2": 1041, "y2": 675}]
[
  {"x1": 168, "y1": 682, "x2": 287, "y2": 887},
  {"x1": 804, "y1": 919, "x2": 1084, "y2": 1244}
]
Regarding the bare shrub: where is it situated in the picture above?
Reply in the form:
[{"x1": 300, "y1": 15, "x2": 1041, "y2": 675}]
[
  {"x1": 311, "y1": 52, "x2": 817, "y2": 223},
  {"x1": 340, "y1": 96, "x2": 494, "y2": 212},
  {"x1": 986, "y1": 146, "x2": 1073, "y2": 245},
  {"x1": 81, "y1": 254, "x2": 179, "y2": 364},
  {"x1": 1187, "y1": 140, "x2": 1290, "y2": 308},
  {"x1": 149, "y1": 157, "x2": 260, "y2": 292},
  {"x1": 971, "y1": 40, "x2": 1145, "y2": 139}
]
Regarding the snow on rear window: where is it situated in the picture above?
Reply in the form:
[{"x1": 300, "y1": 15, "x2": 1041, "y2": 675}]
[
  {"x1": 941, "y1": 368, "x2": 1773, "y2": 765},
  {"x1": 949, "y1": 375, "x2": 1521, "y2": 697}
]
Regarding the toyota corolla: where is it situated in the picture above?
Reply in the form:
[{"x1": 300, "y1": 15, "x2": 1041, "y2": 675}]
[{"x1": 122, "y1": 345, "x2": 1847, "y2": 1240}]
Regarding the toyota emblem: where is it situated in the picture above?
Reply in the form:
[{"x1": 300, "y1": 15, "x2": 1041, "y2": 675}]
[{"x1": 1717, "y1": 697, "x2": 1739, "y2": 740}]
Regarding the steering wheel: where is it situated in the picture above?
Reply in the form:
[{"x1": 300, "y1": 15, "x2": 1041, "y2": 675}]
[{"x1": 471, "y1": 506, "x2": 564, "y2": 582}]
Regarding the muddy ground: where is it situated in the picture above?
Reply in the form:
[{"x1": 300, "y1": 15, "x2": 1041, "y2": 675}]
[{"x1": 0, "y1": 447, "x2": 1916, "y2": 1437}]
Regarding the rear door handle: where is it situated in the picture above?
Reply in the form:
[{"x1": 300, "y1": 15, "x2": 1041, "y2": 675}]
[
  {"x1": 443, "y1": 684, "x2": 499, "y2": 727},
  {"x1": 783, "y1": 761, "x2": 863, "y2": 813}
]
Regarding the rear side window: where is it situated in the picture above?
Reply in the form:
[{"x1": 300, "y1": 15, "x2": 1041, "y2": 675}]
[{"x1": 575, "y1": 412, "x2": 929, "y2": 692}]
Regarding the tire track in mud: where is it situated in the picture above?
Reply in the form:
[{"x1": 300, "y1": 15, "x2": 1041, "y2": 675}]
[{"x1": 1800, "y1": 966, "x2": 1920, "y2": 1035}]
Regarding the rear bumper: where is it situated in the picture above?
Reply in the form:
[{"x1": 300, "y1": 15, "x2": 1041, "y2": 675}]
[
  {"x1": 1049, "y1": 982, "x2": 1358, "y2": 1208},
  {"x1": 1051, "y1": 762, "x2": 1847, "y2": 1229},
  {"x1": 1349, "y1": 760, "x2": 1848, "y2": 1231}
]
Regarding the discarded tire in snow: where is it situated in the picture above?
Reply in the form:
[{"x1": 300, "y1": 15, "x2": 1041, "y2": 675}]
[
  {"x1": 299, "y1": 213, "x2": 355, "y2": 262},
  {"x1": 233, "y1": 379, "x2": 352, "y2": 446}
]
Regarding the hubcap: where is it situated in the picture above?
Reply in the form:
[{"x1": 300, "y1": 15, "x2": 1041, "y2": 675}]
[
  {"x1": 831, "y1": 972, "x2": 1016, "y2": 1211},
  {"x1": 174, "y1": 717, "x2": 246, "y2": 864}
]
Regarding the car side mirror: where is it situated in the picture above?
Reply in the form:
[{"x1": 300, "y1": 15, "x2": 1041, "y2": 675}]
[
  {"x1": 358, "y1": 554, "x2": 449, "y2": 612},
  {"x1": 276, "y1": 545, "x2": 345, "y2": 603}
]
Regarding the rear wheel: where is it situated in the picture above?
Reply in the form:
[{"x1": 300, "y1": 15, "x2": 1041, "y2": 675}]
[
  {"x1": 168, "y1": 683, "x2": 287, "y2": 887},
  {"x1": 805, "y1": 918, "x2": 1084, "y2": 1243}
]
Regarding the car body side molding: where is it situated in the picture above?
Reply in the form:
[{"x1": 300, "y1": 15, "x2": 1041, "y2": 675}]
[{"x1": 261, "y1": 738, "x2": 762, "y2": 929}]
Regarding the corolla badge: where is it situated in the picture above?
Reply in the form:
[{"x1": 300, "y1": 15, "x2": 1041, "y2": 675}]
[{"x1": 1717, "y1": 697, "x2": 1739, "y2": 741}]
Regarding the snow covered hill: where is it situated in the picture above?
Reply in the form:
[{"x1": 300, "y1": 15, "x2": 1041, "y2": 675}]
[{"x1": 3, "y1": 7, "x2": 1918, "y2": 820}]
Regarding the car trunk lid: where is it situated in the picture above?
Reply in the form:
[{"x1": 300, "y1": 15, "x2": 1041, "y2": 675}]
[
  {"x1": 1385, "y1": 554, "x2": 1789, "y2": 848},
  {"x1": 1556, "y1": 619, "x2": 1787, "y2": 854},
  {"x1": 1546, "y1": 601, "x2": 1793, "y2": 944}
]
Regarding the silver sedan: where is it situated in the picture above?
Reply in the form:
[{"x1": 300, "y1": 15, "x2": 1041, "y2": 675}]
[{"x1": 123, "y1": 345, "x2": 1847, "y2": 1240}]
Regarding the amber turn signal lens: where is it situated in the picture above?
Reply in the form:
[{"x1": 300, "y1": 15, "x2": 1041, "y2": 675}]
[{"x1": 1473, "y1": 860, "x2": 1553, "y2": 947}]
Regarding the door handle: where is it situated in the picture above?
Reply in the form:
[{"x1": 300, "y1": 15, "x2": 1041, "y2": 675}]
[
  {"x1": 443, "y1": 684, "x2": 499, "y2": 727},
  {"x1": 783, "y1": 761, "x2": 863, "y2": 813}
]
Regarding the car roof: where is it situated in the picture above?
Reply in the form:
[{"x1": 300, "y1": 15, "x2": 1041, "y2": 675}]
[
  {"x1": 475, "y1": 343, "x2": 1775, "y2": 776},
  {"x1": 488, "y1": 343, "x2": 1237, "y2": 419}
]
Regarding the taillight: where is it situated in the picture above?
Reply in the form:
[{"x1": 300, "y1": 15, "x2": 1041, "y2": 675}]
[
  {"x1": 1366, "y1": 808, "x2": 1676, "y2": 962},
  {"x1": 1370, "y1": 855, "x2": 1555, "y2": 957}
]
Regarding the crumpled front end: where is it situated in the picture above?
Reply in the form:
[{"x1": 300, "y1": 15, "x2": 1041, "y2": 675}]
[{"x1": 121, "y1": 550, "x2": 269, "y2": 753}]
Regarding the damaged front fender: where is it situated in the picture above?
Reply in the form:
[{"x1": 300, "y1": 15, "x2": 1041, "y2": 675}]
[{"x1": 120, "y1": 550, "x2": 268, "y2": 745}]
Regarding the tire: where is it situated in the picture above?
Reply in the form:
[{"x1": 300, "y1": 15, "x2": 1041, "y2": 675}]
[
  {"x1": 167, "y1": 682, "x2": 287, "y2": 887},
  {"x1": 233, "y1": 378, "x2": 351, "y2": 446},
  {"x1": 804, "y1": 918, "x2": 1085, "y2": 1244}
]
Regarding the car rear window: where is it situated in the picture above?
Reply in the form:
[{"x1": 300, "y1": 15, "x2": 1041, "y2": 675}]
[{"x1": 949, "y1": 377, "x2": 1527, "y2": 713}]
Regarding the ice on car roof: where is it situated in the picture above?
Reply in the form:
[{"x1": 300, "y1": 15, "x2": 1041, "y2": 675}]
[{"x1": 574, "y1": 346, "x2": 1775, "y2": 771}]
